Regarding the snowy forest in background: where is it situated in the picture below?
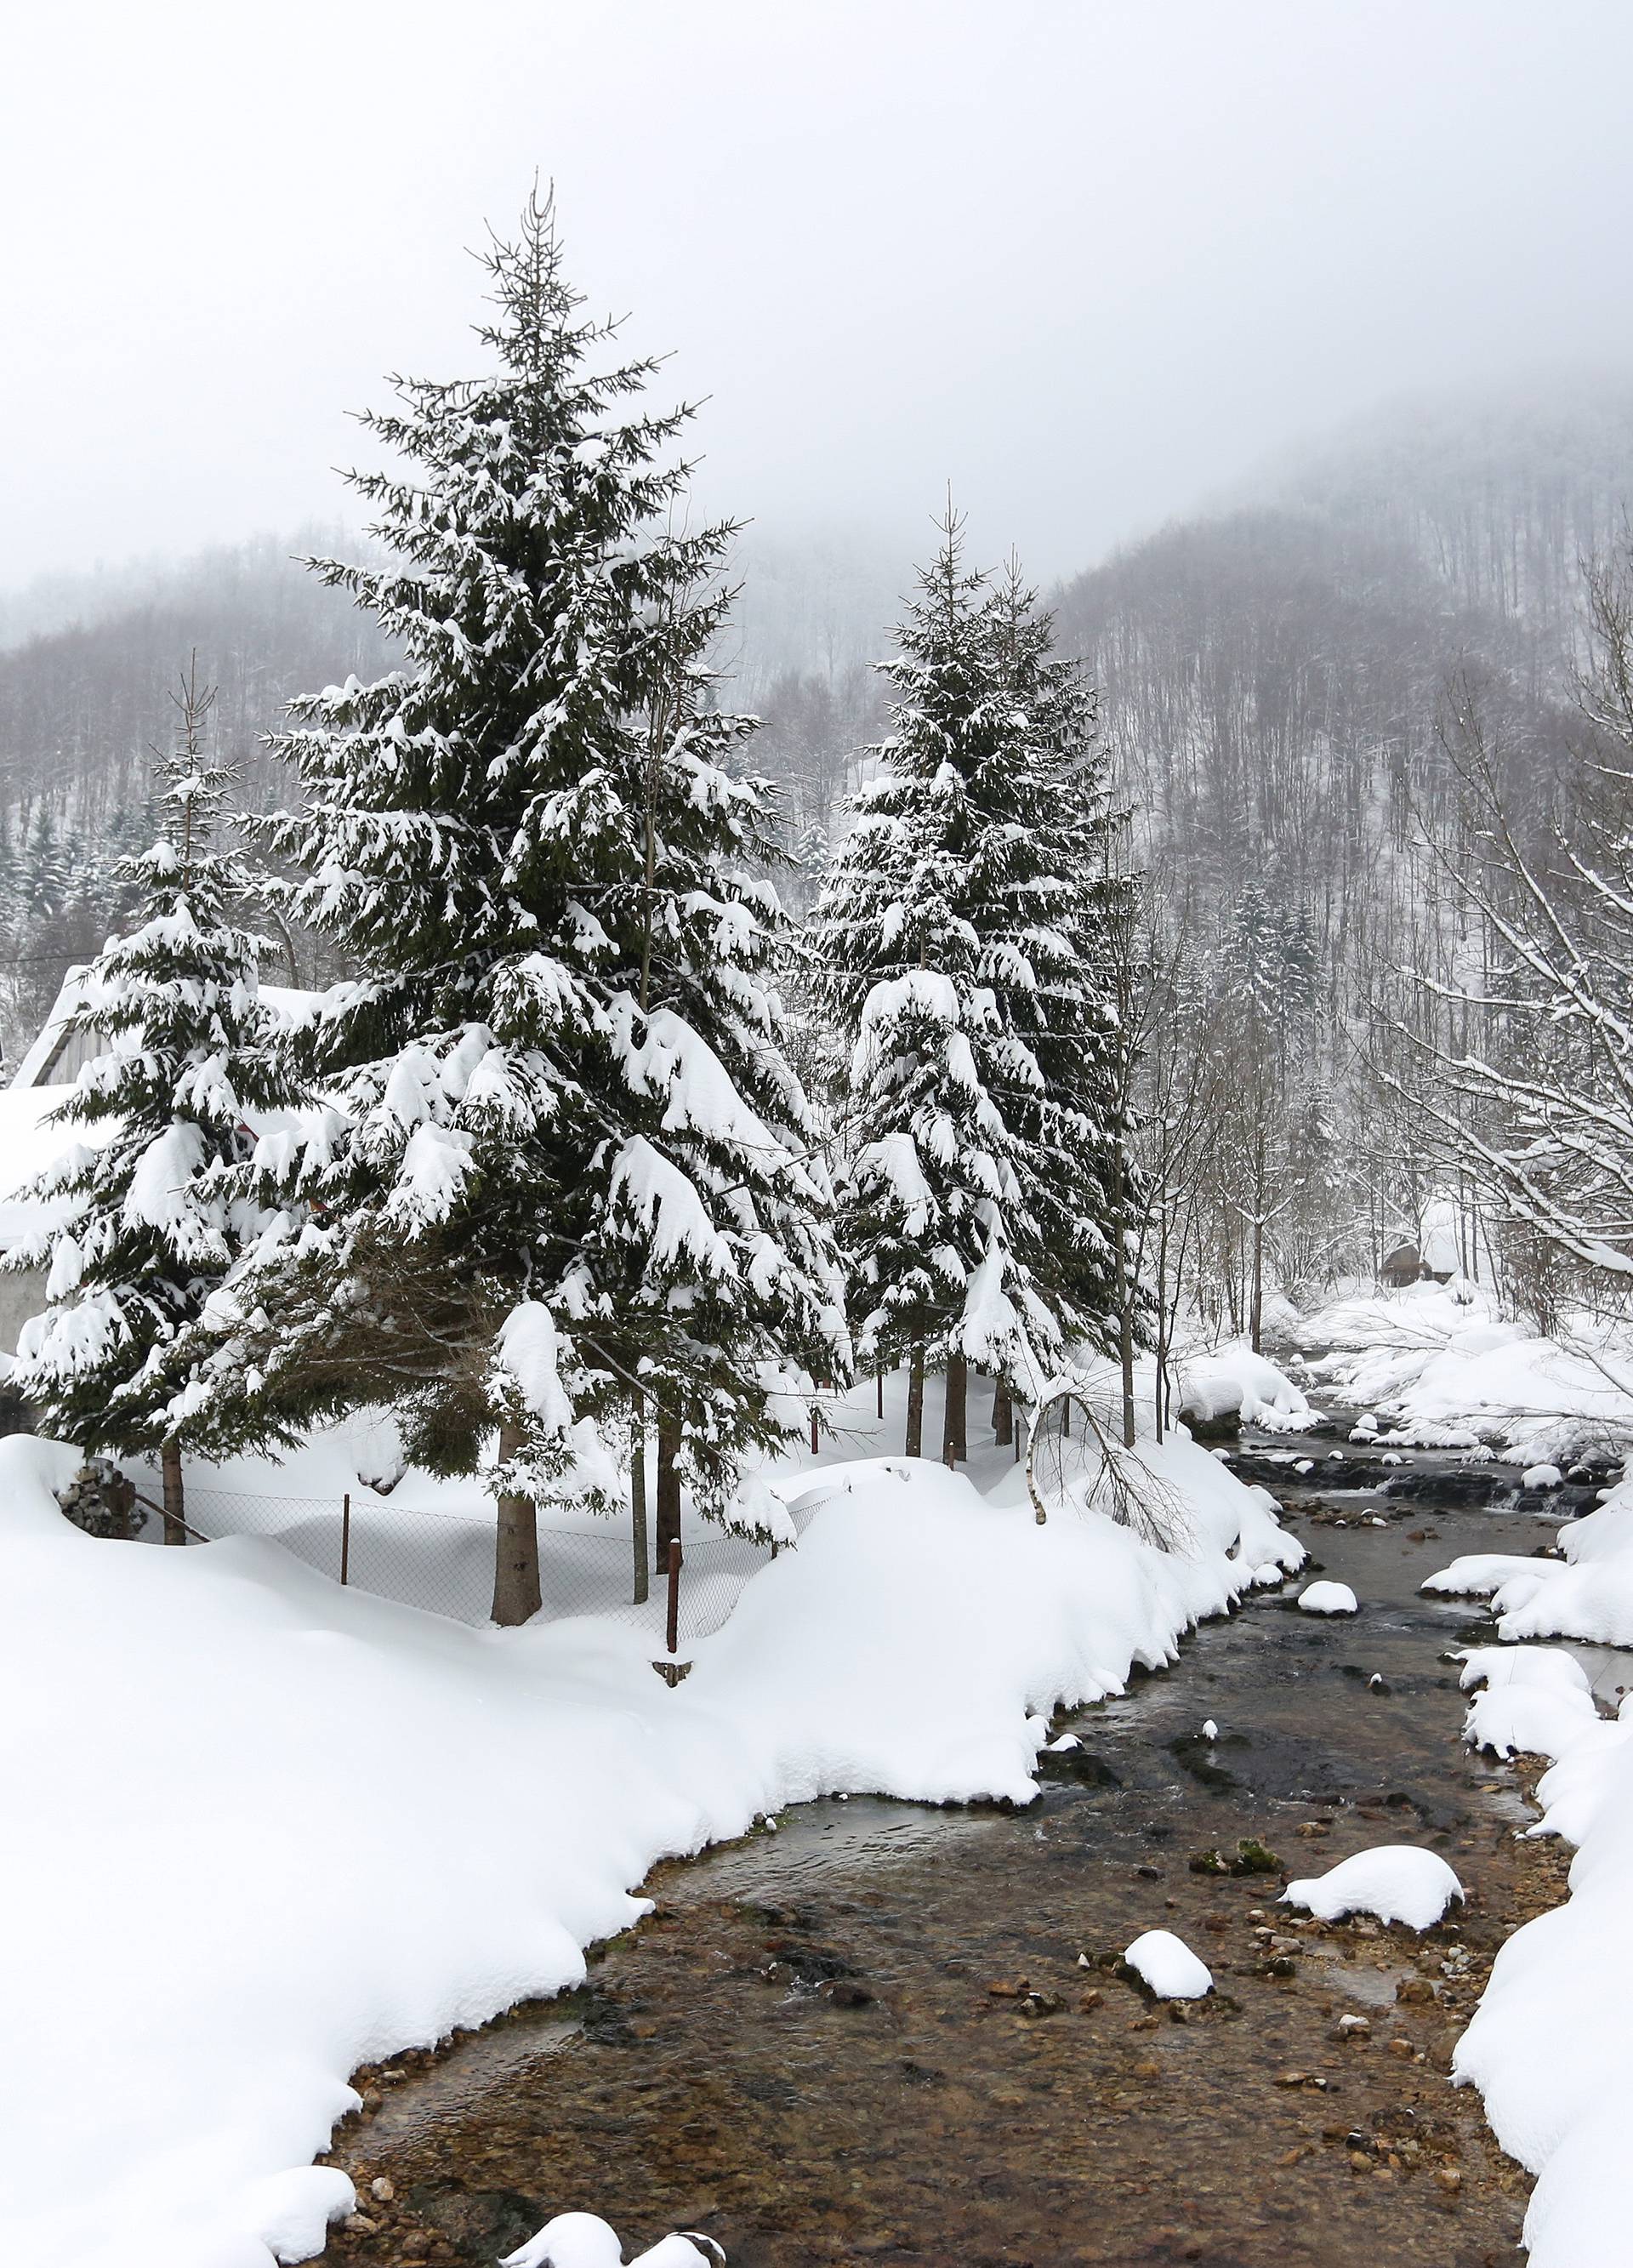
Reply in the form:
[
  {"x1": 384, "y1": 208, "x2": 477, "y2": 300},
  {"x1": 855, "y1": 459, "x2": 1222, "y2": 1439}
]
[{"x1": 5, "y1": 378, "x2": 1633, "y2": 1346}]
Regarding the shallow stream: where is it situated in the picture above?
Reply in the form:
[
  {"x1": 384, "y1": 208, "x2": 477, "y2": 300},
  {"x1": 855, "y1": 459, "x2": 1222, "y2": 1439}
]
[{"x1": 318, "y1": 1424, "x2": 1621, "y2": 2268}]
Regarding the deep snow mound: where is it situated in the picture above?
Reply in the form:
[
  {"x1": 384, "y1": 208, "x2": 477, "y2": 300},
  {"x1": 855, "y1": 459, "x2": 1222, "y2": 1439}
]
[
  {"x1": 1443, "y1": 1644, "x2": 1633, "y2": 2268},
  {"x1": 1170, "y1": 1342, "x2": 1321, "y2": 1433},
  {"x1": 0, "y1": 1423, "x2": 1297, "y2": 2266},
  {"x1": 1297, "y1": 1579, "x2": 1358, "y2": 1615},
  {"x1": 1282, "y1": 1845, "x2": 1463, "y2": 1929}
]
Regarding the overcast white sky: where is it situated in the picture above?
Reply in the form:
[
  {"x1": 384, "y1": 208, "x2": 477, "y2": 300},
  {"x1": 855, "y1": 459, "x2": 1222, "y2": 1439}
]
[{"x1": 3, "y1": 0, "x2": 1632, "y2": 591}]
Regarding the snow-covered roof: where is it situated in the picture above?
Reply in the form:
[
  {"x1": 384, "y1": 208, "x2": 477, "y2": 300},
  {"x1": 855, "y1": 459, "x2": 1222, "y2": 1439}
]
[
  {"x1": 1419, "y1": 1198, "x2": 1463, "y2": 1276},
  {"x1": 8, "y1": 968, "x2": 92, "y2": 1091},
  {"x1": 9, "y1": 970, "x2": 325, "y2": 1091},
  {"x1": 0, "y1": 1085, "x2": 88, "y2": 1246},
  {"x1": 0, "y1": 977, "x2": 329, "y2": 1252}
]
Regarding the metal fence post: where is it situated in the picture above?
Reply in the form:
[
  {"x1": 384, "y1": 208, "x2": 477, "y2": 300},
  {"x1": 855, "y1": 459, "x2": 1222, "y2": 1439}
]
[
  {"x1": 340, "y1": 1492, "x2": 350, "y2": 1586},
  {"x1": 665, "y1": 1537, "x2": 681, "y2": 1655}
]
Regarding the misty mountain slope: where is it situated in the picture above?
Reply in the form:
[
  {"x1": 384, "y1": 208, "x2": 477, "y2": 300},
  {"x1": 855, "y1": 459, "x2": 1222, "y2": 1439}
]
[
  {"x1": 1268, "y1": 380, "x2": 1633, "y2": 637},
  {"x1": 0, "y1": 532, "x2": 391, "y2": 826},
  {"x1": 0, "y1": 535, "x2": 393, "y2": 1052},
  {"x1": 1, "y1": 387, "x2": 1630, "y2": 1069},
  {"x1": 1051, "y1": 387, "x2": 1633, "y2": 1023}
]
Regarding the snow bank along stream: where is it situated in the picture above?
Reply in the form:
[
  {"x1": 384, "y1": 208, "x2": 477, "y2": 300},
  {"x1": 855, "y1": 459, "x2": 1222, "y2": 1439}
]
[
  {"x1": 1420, "y1": 1471, "x2": 1633, "y2": 2267},
  {"x1": 0, "y1": 1423, "x2": 1297, "y2": 2268},
  {"x1": 317, "y1": 1434, "x2": 1588, "y2": 2268}
]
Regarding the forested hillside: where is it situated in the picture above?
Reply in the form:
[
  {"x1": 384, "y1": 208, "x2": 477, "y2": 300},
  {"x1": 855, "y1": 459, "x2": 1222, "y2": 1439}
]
[
  {"x1": 3, "y1": 383, "x2": 1630, "y2": 1210},
  {"x1": 1040, "y1": 388, "x2": 1633, "y2": 1329}
]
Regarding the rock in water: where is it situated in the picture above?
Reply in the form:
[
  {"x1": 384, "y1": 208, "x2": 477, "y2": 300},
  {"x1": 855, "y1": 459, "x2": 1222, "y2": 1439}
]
[
  {"x1": 502, "y1": 2214, "x2": 725, "y2": 2267},
  {"x1": 1298, "y1": 1580, "x2": 1359, "y2": 1615},
  {"x1": 1123, "y1": 1928, "x2": 1214, "y2": 1999},
  {"x1": 1280, "y1": 1844, "x2": 1464, "y2": 1929}
]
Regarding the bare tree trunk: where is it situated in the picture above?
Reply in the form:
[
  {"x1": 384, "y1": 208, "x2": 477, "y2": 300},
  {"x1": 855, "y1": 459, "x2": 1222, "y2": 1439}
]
[
  {"x1": 1249, "y1": 1122, "x2": 1267, "y2": 1353},
  {"x1": 655, "y1": 1416, "x2": 682, "y2": 1571},
  {"x1": 1114, "y1": 1188, "x2": 1137, "y2": 1450},
  {"x1": 629, "y1": 1387, "x2": 648, "y2": 1606},
  {"x1": 491, "y1": 1420, "x2": 542, "y2": 1626},
  {"x1": 942, "y1": 1350, "x2": 967, "y2": 1465},
  {"x1": 161, "y1": 1437, "x2": 186, "y2": 1547},
  {"x1": 991, "y1": 1376, "x2": 1012, "y2": 1447},
  {"x1": 1152, "y1": 1211, "x2": 1171, "y2": 1443},
  {"x1": 905, "y1": 1343, "x2": 925, "y2": 1458}
]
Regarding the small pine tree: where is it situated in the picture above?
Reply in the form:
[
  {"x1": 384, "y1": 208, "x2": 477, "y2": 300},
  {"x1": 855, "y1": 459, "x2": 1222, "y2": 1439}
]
[
  {"x1": 986, "y1": 561, "x2": 1137, "y2": 1353},
  {"x1": 814, "y1": 516, "x2": 1062, "y2": 1458},
  {"x1": 4, "y1": 662, "x2": 282, "y2": 1537},
  {"x1": 20, "y1": 806, "x2": 69, "y2": 926},
  {"x1": 171, "y1": 189, "x2": 848, "y2": 1621}
]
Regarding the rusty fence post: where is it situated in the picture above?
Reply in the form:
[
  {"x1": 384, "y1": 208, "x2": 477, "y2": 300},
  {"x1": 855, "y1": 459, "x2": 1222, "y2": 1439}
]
[
  {"x1": 665, "y1": 1536, "x2": 681, "y2": 1656},
  {"x1": 340, "y1": 1492, "x2": 351, "y2": 1587},
  {"x1": 876, "y1": 1367, "x2": 884, "y2": 1420}
]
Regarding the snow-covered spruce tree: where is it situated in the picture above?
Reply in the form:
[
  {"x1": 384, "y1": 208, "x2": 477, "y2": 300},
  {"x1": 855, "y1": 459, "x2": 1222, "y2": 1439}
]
[
  {"x1": 169, "y1": 189, "x2": 847, "y2": 1622},
  {"x1": 4, "y1": 663, "x2": 282, "y2": 1540},
  {"x1": 814, "y1": 517, "x2": 1131, "y2": 1459},
  {"x1": 987, "y1": 560, "x2": 1146, "y2": 1440}
]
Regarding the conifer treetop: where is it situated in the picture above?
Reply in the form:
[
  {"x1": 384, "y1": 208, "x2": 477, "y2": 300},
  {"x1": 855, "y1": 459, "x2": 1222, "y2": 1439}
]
[
  {"x1": 7, "y1": 660, "x2": 281, "y2": 1451},
  {"x1": 171, "y1": 192, "x2": 846, "y2": 1530},
  {"x1": 816, "y1": 516, "x2": 1138, "y2": 1388}
]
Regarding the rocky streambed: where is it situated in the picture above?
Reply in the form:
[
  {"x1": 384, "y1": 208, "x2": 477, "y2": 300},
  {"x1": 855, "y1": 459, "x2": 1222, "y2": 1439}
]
[{"x1": 315, "y1": 1435, "x2": 1613, "y2": 2268}]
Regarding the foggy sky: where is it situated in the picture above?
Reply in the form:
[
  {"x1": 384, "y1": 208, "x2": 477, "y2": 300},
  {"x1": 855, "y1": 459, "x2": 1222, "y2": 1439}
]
[{"x1": 4, "y1": 0, "x2": 1632, "y2": 595}]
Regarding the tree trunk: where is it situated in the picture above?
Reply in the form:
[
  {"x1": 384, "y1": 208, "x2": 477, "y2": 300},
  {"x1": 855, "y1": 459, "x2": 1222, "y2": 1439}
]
[
  {"x1": 1114, "y1": 1179, "x2": 1137, "y2": 1450},
  {"x1": 629, "y1": 1387, "x2": 649, "y2": 1606},
  {"x1": 942, "y1": 1350, "x2": 967, "y2": 1465},
  {"x1": 1152, "y1": 1214, "x2": 1170, "y2": 1444},
  {"x1": 991, "y1": 1377, "x2": 1012, "y2": 1447},
  {"x1": 161, "y1": 1438, "x2": 186, "y2": 1547},
  {"x1": 491, "y1": 1420, "x2": 542, "y2": 1626},
  {"x1": 655, "y1": 1415, "x2": 682, "y2": 1571},
  {"x1": 1250, "y1": 1212, "x2": 1265, "y2": 1355},
  {"x1": 905, "y1": 1343, "x2": 925, "y2": 1458}
]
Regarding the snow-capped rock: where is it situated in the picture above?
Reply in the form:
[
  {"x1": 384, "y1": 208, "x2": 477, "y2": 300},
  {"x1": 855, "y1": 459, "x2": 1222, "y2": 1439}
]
[
  {"x1": 1297, "y1": 1580, "x2": 1358, "y2": 1615},
  {"x1": 1282, "y1": 1844, "x2": 1464, "y2": 1929},
  {"x1": 1123, "y1": 1929, "x2": 1213, "y2": 1998},
  {"x1": 502, "y1": 2210, "x2": 725, "y2": 2267}
]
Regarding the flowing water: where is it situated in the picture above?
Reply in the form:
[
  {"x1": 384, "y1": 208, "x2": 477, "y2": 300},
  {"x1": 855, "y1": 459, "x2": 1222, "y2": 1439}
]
[{"x1": 318, "y1": 1423, "x2": 1623, "y2": 2268}]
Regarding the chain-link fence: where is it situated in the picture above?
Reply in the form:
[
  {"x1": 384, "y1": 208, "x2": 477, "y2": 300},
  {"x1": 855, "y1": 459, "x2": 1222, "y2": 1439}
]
[{"x1": 134, "y1": 1476, "x2": 819, "y2": 1644}]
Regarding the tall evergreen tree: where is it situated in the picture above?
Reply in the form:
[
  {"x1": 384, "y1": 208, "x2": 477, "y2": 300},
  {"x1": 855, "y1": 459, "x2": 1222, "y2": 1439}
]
[
  {"x1": 4, "y1": 663, "x2": 281, "y2": 1539},
  {"x1": 815, "y1": 525, "x2": 1139, "y2": 1458},
  {"x1": 816, "y1": 521, "x2": 1066, "y2": 1456},
  {"x1": 168, "y1": 190, "x2": 847, "y2": 1621},
  {"x1": 986, "y1": 560, "x2": 1141, "y2": 1430}
]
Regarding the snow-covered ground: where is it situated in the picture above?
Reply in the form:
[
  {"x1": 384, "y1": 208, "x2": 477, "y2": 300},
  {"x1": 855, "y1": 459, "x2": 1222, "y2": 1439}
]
[
  {"x1": 0, "y1": 1399, "x2": 1301, "y2": 2268},
  {"x1": 1424, "y1": 1470, "x2": 1633, "y2": 1650},
  {"x1": 1423, "y1": 1480, "x2": 1633, "y2": 2267},
  {"x1": 1289, "y1": 1280, "x2": 1633, "y2": 1463},
  {"x1": 1448, "y1": 1634, "x2": 1633, "y2": 2267},
  {"x1": 1169, "y1": 1339, "x2": 1323, "y2": 1433}
]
